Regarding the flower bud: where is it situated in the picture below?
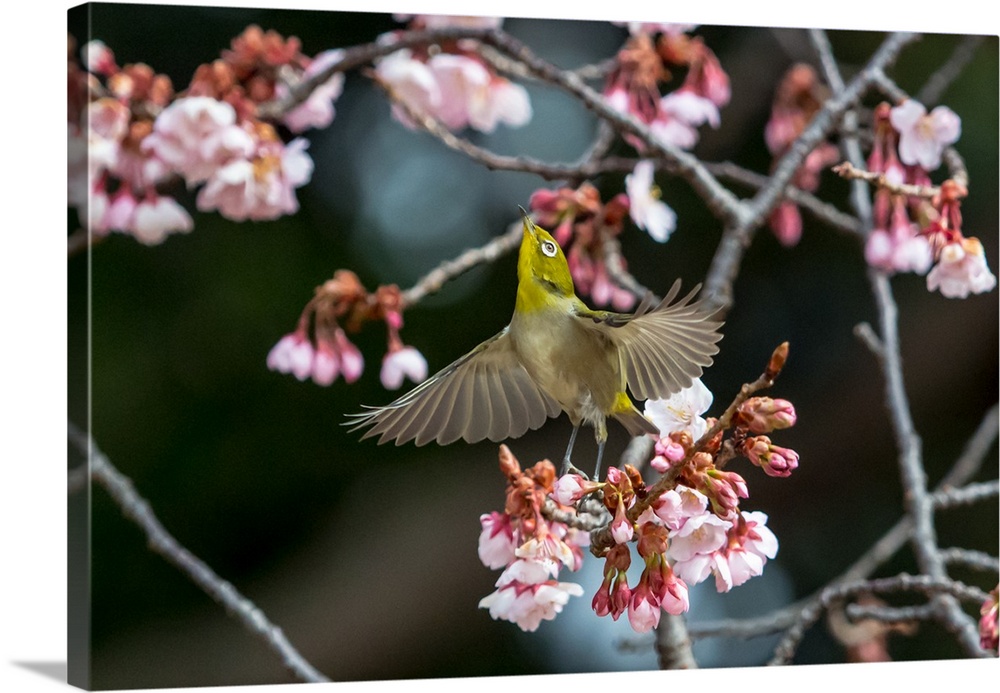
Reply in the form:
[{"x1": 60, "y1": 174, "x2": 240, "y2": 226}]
[
  {"x1": 743, "y1": 436, "x2": 800, "y2": 478},
  {"x1": 737, "y1": 397, "x2": 797, "y2": 433},
  {"x1": 766, "y1": 342, "x2": 789, "y2": 380}
]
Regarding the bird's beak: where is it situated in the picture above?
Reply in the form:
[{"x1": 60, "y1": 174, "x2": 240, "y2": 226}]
[{"x1": 519, "y1": 205, "x2": 537, "y2": 239}]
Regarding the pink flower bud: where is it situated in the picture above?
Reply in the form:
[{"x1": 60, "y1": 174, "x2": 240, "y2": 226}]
[
  {"x1": 610, "y1": 501, "x2": 634, "y2": 545},
  {"x1": 551, "y1": 474, "x2": 599, "y2": 505},
  {"x1": 738, "y1": 397, "x2": 797, "y2": 433},
  {"x1": 743, "y1": 436, "x2": 800, "y2": 478},
  {"x1": 333, "y1": 329, "x2": 364, "y2": 383},
  {"x1": 311, "y1": 342, "x2": 340, "y2": 386}
]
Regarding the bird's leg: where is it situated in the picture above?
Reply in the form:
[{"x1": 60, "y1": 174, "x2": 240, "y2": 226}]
[
  {"x1": 561, "y1": 424, "x2": 587, "y2": 477},
  {"x1": 594, "y1": 439, "x2": 606, "y2": 480}
]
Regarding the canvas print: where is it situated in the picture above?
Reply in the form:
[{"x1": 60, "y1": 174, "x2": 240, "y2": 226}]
[{"x1": 67, "y1": 3, "x2": 999, "y2": 689}]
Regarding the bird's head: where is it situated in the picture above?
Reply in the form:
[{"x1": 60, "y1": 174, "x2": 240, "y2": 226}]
[{"x1": 516, "y1": 207, "x2": 575, "y2": 303}]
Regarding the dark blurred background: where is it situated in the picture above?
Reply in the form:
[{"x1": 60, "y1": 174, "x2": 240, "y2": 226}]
[{"x1": 67, "y1": 4, "x2": 998, "y2": 688}]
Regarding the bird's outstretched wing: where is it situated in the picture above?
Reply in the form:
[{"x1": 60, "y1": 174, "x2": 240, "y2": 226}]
[
  {"x1": 577, "y1": 280, "x2": 724, "y2": 401},
  {"x1": 346, "y1": 328, "x2": 561, "y2": 446}
]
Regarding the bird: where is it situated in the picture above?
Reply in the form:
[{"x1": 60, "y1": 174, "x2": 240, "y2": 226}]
[{"x1": 347, "y1": 209, "x2": 724, "y2": 478}]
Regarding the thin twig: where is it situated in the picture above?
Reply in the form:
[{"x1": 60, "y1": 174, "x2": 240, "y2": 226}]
[
  {"x1": 707, "y1": 161, "x2": 863, "y2": 236},
  {"x1": 930, "y1": 480, "x2": 999, "y2": 510},
  {"x1": 373, "y1": 76, "x2": 636, "y2": 182},
  {"x1": 845, "y1": 602, "x2": 936, "y2": 625},
  {"x1": 400, "y1": 219, "x2": 523, "y2": 307},
  {"x1": 67, "y1": 421, "x2": 330, "y2": 683},
  {"x1": 768, "y1": 574, "x2": 992, "y2": 665},
  {"x1": 832, "y1": 161, "x2": 948, "y2": 199},
  {"x1": 916, "y1": 36, "x2": 985, "y2": 106},
  {"x1": 599, "y1": 227, "x2": 659, "y2": 301},
  {"x1": 939, "y1": 548, "x2": 999, "y2": 573}
]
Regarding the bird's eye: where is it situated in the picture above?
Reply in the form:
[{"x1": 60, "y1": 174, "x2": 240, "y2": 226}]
[{"x1": 541, "y1": 240, "x2": 557, "y2": 257}]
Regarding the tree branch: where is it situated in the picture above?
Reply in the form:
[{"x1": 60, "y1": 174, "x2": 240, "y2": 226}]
[{"x1": 67, "y1": 421, "x2": 330, "y2": 683}]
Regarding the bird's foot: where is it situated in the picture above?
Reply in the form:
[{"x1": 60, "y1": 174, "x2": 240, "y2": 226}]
[{"x1": 560, "y1": 457, "x2": 591, "y2": 480}]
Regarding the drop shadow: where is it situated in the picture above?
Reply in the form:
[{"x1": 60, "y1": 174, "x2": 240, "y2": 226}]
[{"x1": 10, "y1": 661, "x2": 67, "y2": 683}]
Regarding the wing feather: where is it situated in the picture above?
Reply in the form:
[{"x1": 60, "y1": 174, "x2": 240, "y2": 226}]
[
  {"x1": 578, "y1": 280, "x2": 723, "y2": 401},
  {"x1": 347, "y1": 327, "x2": 559, "y2": 446}
]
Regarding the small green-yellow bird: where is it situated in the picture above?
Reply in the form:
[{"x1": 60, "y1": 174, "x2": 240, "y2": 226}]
[{"x1": 349, "y1": 210, "x2": 723, "y2": 478}]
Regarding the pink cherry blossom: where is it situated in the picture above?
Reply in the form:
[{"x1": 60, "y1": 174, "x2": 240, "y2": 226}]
[
  {"x1": 266, "y1": 332, "x2": 314, "y2": 381},
  {"x1": 479, "y1": 580, "x2": 584, "y2": 632},
  {"x1": 471, "y1": 77, "x2": 532, "y2": 133},
  {"x1": 103, "y1": 188, "x2": 139, "y2": 231},
  {"x1": 926, "y1": 237, "x2": 997, "y2": 298},
  {"x1": 131, "y1": 195, "x2": 194, "y2": 245},
  {"x1": 627, "y1": 583, "x2": 660, "y2": 633},
  {"x1": 649, "y1": 111, "x2": 699, "y2": 150},
  {"x1": 334, "y1": 330, "x2": 364, "y2": 383},
  {"x1": 478, "y1": 511, "x2": 517, "y2": 569},
  {"x1": 197, "y1": 137, "x2": 313, "y2": 221},
  {"x1": 710, "y1": 511, "x2": 779, "y2": 592},
  {"x1": 374, "y1": 49, "x2": 441, "y2": 129},
  {"x1": 81, "y1": 39, "x2": 117, "y2": 75},
  {"x1": 661, "y1": 90, "x2": 720, "y2": 129},
  {"x1": 864, "y1": 197, "x2": 933, "y2": 274},
  {"x1": 667, "y1": 512, "x2": 731, "y2": 562},
  {"x1": 380, "y1": 345, "x2": 428, "y2": 390},
  {"x1": 281, "y1": 49, "x2": 346, "y2": 133},
  {"x1": 653, "y1": 485, "x2": 710, "y2": 530},
  {"x1": 644, "y1": 378, "x2": 713, "y2": 440},
  {"x1": 311, "y1": 342, "x2": 340, "y2": 386},
  {"x1": 625, "y1": 160, "x2": 676, "y2": 243},
  {"x1": 143, "y1": 96, "x2": 255, "y2": 185},
  {"x1": 889, "y1": 100, "x2": 961, "y2": 171}
]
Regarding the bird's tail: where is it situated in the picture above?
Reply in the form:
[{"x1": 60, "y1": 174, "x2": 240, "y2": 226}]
[{"x1": 612, "y1": 404, "x2": 659, "y2": 438}]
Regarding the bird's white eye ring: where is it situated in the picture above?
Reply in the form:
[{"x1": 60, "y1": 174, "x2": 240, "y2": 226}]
[{"x1": 541, "y1": 240, "x2": 557, "y2": 257}]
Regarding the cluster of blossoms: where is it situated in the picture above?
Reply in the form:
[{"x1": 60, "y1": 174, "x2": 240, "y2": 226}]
[
  {"x1": 267, "y1": 270, "x2": 427, "y2": 390},
  {"x1": 764, "y1": 64, "x2": 841, "y2": 247},
  {"x1": 480, "y1": 345, "x2": 798, "y2": 634},
  {"x1": 477, "y1": 446, "x2": 589, "y2": 631},
  {"x1": 528, "y1": 160, "x2": 675, "y2": 311},
  {"x1": 68, "y1": 36, "x2": 193, "y2": 245},
  {"x1": 374, "y1": 16, "x2": 531, "y2": 134},
  {"x1": 603, "y1": 24, "x2": 730, "y2": 152},
  {"x1": 68, "y1": 26, "x2": 346, "y2": 244},
  {"x1": 862, "y1": 100, "x2": 995, "y2": 298}
]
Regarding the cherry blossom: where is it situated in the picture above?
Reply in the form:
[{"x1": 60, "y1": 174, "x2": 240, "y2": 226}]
[
  {"x1": 625, "y1": 160, "x2": 676, "y2": 242},
  {"x1": 478, "y1": 512, "x2": 518, "y2": 570},
  {"x1": 380, "y1": 345, "x2": 428, "y2": 390},
  {"x1": 143, "y1": 96, "x2": 255, "y2": 185},
  {"x1": 280, "y1": 49, "x2": 346, "y2": 133},
  {"x1": 889, "y1": 99, "x2": 961, "y2": 171},
  {"x1": 645, "y1": 378, "x2": 713, "y2": 441},
  {"x1": 710, "y1": 511, "x2": 779, "y2": 592},
  {"x1": 926, "y1": 237, "x2": 997, "y2": 299},
  {"x1": 131, "y1": 195, "x2": 195, "y2": 245},
  {"x1": 266, "y1": 332, "x2": 315, "y2": 381},
  {"x1": 197, "y1": 135, "x2": 313, "y2": 221}
]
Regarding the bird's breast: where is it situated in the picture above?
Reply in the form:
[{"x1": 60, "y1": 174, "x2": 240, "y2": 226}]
[{"x1": 508, "y1": 309, "x2": 620, "y2": 423}]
